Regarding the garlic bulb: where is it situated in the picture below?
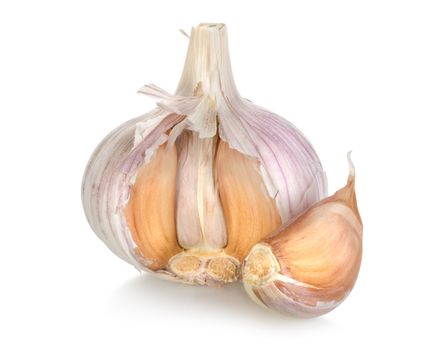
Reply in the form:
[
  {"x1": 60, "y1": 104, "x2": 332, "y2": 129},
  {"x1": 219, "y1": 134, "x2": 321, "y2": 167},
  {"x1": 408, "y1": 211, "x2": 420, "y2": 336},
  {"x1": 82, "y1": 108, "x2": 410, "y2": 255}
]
[
  {"x1": 82, "y1": 24, "x2": 327, "y2": 287},
  {"x1": 242, "y1": 153, "x2": 362, "y2": 317}
]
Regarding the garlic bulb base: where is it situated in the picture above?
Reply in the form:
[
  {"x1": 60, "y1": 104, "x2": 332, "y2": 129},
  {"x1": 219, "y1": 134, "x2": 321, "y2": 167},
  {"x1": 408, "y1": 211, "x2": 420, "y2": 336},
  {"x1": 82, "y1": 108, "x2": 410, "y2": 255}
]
[
  {"x1": 242, "y1": 244, "x2": 279, "y2": 286},
  {"x1": 168, "y1": 251, "x2": 240, "y2": 285}
]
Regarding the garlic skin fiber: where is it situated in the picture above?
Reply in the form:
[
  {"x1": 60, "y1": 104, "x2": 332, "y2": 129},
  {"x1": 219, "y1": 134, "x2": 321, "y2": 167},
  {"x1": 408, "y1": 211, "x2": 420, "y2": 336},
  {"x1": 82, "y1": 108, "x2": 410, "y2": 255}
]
[
  {"x1": 82, "y1": 24, "x2": 327, "y2": 287},
  {"x1": 243, "y1": 154, "x2": 362, "y2": 317}
]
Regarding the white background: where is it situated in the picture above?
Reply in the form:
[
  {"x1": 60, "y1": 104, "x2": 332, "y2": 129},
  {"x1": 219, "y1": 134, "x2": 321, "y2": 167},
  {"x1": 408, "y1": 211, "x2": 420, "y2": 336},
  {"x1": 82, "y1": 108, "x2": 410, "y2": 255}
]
[{"x1": 1, "y1": 0, "x2": 422, "y2": 349}]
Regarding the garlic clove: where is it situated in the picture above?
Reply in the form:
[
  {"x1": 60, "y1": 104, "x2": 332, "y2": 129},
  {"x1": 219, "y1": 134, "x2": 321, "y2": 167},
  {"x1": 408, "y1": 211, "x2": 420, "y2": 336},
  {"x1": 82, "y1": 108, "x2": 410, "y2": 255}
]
[
  {"x1": 174, "y1": 131, "x2": 203, "y2": 249},
  {"x1": 215, "y1": 140, "x2": 282, "y2": 261},
  {"x1": 82, "y1": 111, "x2": 183, "y2": 270},
  {"x1": 242, "y1": 153, "x2": 362, "y2": 317},
  {"x1": 125, "y1": 142, "x2": 182, "y2": 270},
  {"x1": 191, "y1": 135, "x2": 227, "y2": 249}
]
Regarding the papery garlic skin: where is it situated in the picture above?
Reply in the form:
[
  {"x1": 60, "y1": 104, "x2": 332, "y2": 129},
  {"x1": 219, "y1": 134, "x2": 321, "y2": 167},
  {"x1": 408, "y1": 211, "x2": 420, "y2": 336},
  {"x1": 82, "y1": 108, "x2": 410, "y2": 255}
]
[
  {"x1": 81, "y1": 112, "x2": 184, "y2": 272},
  {"x1": 82, "y1": 23, "x2": 327, "y2": 285},
  {"x1": 242, "y1": 154, "x2": 362, "y2": 317}
]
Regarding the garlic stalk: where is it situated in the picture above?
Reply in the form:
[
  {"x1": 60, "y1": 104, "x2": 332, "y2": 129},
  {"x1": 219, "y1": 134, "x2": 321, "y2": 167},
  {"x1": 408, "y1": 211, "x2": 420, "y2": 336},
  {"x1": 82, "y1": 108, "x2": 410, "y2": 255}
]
[{"x1": 82, "y1": 24, "x2": 327, "y2": 287}]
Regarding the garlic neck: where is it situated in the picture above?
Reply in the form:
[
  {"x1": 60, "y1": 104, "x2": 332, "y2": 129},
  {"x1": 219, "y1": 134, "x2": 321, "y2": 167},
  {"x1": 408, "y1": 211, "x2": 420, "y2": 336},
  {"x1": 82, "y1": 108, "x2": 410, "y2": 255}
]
[{"x1": 176, "y1": 23, "x2": 240, "y2": 99}]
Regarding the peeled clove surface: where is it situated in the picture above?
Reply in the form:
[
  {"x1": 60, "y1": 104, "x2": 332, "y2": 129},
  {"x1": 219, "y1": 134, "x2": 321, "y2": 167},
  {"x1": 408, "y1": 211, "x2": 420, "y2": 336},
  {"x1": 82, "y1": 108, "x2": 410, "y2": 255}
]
[{"x1": 242, "y1": 154, "x2": 362, "y2": 317}]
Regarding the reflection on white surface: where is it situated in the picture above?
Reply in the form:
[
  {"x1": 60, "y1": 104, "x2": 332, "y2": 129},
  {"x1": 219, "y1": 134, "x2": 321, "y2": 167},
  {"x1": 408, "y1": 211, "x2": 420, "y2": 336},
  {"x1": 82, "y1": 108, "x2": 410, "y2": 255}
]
[{"x1": 106, "y1": 273, "x2": 333, "y2": 329}]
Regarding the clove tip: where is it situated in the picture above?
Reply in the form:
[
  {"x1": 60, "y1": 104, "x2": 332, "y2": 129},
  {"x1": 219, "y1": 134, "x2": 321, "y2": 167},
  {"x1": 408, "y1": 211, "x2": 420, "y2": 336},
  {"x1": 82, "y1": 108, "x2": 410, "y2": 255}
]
[{"x1": 347, "y1": 151, "x2": 355, "y2": 181}]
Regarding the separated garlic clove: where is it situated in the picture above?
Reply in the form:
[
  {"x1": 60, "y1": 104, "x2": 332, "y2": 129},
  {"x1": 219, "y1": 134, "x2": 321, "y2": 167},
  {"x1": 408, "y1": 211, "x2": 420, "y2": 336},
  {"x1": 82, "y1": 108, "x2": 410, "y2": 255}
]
[
  {"x1": 82, "y1": 23, "x2": 327, "y2": 285},
  {"x1": 242, "y1": 153, "x2": 362, "y2": 317}
]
